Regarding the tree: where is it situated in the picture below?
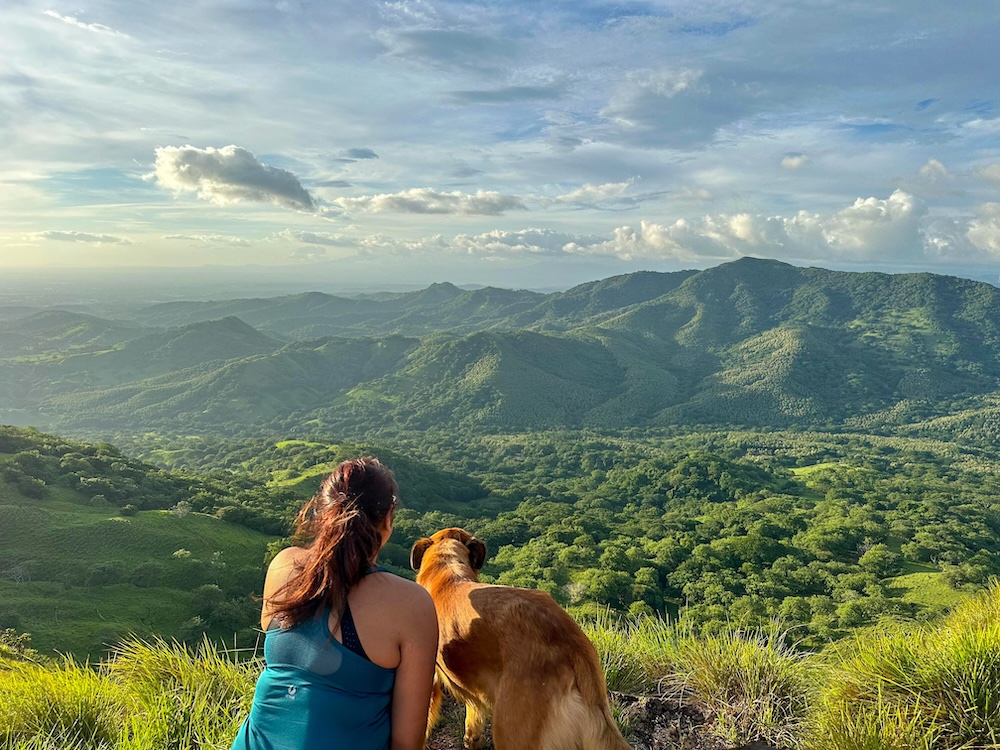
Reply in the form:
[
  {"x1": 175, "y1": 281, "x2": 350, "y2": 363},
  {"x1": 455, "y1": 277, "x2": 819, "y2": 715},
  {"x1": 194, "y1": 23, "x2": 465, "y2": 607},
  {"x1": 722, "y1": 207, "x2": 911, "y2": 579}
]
[{"x1": 858, "y1": 543, "x2": 901, "y2": 578}]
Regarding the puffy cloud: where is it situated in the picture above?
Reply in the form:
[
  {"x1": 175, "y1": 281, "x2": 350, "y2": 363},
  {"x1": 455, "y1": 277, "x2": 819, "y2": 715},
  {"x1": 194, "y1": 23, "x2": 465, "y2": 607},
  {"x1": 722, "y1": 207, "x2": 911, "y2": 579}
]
[
  {"x1": 163, "y1": 234, "x2": 250, "y2": 246},
  {"x1": 333, "y1": 188, "x2": 526, "y2": 215},
  {"x1": 556, "y1": 180, "x2": 634, "y2": 205},
  {"x1": 781, "y1": 154, "x2": 808, "y2": 169},
  {"x1": 269, "y1": 229, "x2": 354, "y2": 246},
  {"x1": 822, "y1": 190, "x2": 926, "y2": 255},
  {"x1": 28, "y1": 230, "x2": 130, "y2": 244},
  {"x1": 976, "y1": 164, "x2": 1000, "y2": 184},
  {"x1": 967, "y1": 203, "x2": 1000, "y2": 255},
  {"x1": 563, "y1": 191, "x2": 928, "y2": 262},
  {"x1": 343, "y1": 148, "x2": 378, "y2": 160},
  {"x1": 919, "y1": 158, "x2": 950, "y2": 181},
  {"x1": 148, "y1": 145, "x2": 316, "y2": 211},
  {"x1": 43, "y1": 9, "x2": 129, "y2": 37},
  {"x1": 564, "y1": 219, "x2": 736, "y2": 261},
  {"x1": 449, "y1": 228, "x2": 602, "y2": 255}
]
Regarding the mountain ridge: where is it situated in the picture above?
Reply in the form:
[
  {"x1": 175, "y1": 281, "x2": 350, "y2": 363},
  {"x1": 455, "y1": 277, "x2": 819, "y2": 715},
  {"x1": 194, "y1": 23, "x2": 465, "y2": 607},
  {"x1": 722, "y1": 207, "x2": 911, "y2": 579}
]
[{"x1": 4, "y1": 259, "x2": 1000, "y2": 441}]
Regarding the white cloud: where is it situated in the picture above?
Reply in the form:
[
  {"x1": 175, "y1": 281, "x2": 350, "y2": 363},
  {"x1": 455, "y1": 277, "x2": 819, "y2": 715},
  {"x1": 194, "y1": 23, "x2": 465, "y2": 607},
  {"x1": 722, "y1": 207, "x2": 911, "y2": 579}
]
[
  {"x1": 163, "y1": 234, "x2": 250, "y2": 246},
  {"x1": 967, "y1": 203, "x2": 1000, "y2": 255},
  {"x1": 43, "y1": 9, "x2": 129, "y2": 38},
  {"x1": 450, "y1": 228, "x2": 601, "y2": 255},
  {"x1": 919, "y1": 159, "x2": 950, "y2": 181},
  {"x1": 289, "y1": 248, "x2": 330, "y2": 262},
  {"x1": 148, "y1": 145, "x2": 316, "y2": 211},
  {"x1": 333, "y1": 188, "x2": 526, "y2": 215},
  {"x1": 823, "y1": 190, "x2": 926, "y2": 255},
  {"x1": 556, "y1": 179, "x2": 634, "y2": 204},
  {"x1": 28, "y1": 230, "x2": 131, "y2": 244},
  {"x1": 976, "y1": 164, "x2": 1000, "y2": 184},
  {"x1": 562, "y1": 191, "x2": 928, "y2": 262},
  {"x1": 781, "y1": 154, "x2": 808, "y2": 170},
  {"x1": 269, "y1": 229, "x2": 354, "y2": 246}
]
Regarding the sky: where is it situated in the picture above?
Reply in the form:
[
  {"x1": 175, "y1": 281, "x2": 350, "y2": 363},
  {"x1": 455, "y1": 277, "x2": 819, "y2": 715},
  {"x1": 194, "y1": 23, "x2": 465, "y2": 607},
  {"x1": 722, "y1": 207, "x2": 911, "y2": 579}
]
[{"x1": 2, "y1": 0, "x2": 999, "y2": 288}]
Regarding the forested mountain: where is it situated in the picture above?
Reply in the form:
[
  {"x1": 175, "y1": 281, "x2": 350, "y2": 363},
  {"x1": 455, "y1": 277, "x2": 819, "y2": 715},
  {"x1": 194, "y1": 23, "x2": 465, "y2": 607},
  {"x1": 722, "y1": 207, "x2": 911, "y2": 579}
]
[
  {"x1": 4, "y1": 260, "x2": 1000, "y2": 664},
  {"x1": 3, "y1": 258, "x2": 1000, "y2": 441},
  {"x1": 0, "y1": 310, "x2": 151, "y2": 357}
]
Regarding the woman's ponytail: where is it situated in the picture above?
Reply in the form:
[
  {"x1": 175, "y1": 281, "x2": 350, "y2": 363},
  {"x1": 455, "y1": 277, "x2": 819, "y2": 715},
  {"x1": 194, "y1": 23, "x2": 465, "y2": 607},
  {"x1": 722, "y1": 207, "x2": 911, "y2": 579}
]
[{"x1": 268, "y1": 457, "x2": 398, "y2": 628}]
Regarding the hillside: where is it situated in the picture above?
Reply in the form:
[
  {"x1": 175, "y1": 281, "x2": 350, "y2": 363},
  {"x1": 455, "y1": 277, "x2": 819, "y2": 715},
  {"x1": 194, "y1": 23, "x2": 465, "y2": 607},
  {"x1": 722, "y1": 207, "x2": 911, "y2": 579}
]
[
  {"x1": 0, "y1": 310, "x2": 152, "y2": 358},
  {"x1": 5, "y1": 259, "x2": 1000, "y2": 439}
]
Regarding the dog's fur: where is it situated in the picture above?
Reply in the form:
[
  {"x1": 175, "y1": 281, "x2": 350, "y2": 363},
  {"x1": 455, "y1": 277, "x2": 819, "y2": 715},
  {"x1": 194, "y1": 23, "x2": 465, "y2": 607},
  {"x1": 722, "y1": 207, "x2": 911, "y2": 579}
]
[{"x1": 411, "y1": 528, "x2": 632, "y2": 750}]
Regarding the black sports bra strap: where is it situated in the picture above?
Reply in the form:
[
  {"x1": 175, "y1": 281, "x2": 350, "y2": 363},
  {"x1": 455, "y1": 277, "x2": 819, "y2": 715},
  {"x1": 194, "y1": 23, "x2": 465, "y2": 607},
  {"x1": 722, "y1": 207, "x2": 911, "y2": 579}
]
[{"x1": 339, "y1": 601, "x2": 370, "y2": 662}]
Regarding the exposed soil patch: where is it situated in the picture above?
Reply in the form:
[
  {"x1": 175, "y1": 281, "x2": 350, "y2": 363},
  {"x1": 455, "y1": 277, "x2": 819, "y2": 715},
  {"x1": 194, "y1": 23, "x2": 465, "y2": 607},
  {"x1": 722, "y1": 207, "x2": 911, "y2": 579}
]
[{"x1": 426, "y1": 693, "x2": 781, "y2": 750}]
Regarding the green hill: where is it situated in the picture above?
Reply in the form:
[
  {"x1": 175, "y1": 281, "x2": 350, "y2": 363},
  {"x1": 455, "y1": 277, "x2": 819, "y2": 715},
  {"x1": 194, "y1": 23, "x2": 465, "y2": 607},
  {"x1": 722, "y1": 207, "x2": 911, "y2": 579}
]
[
  {"x1": 0, "y1": 310, "x2": 152, "y2": 358},
  {"x1": 5, "y1": 258, "x2": 1000, "y2": 441}
]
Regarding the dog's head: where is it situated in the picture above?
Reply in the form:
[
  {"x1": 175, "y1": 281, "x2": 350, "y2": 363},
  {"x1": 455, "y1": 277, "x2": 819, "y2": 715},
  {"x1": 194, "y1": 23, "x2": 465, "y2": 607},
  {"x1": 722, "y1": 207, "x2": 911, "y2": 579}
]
[{"x1": 410, "y1": 527, "x2": 487, "y2": 580}]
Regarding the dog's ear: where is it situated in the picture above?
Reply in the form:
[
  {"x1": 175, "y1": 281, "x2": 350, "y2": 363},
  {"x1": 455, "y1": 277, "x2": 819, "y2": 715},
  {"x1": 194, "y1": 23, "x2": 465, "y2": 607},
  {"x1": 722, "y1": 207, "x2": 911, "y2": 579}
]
[
  {"x1": 467, "y1": 537, "x2": 487, "y2": 570},
  {"x1": 410, "y1": 537, "x2": 433, "y2": 571}
]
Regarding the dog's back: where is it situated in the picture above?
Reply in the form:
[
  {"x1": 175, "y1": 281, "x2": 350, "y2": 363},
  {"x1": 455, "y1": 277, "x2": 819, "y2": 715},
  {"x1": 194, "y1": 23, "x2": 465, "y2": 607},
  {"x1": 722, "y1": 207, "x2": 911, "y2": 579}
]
[{"x1": 412, "y1": 528, "x2": 632, "y2": 750}]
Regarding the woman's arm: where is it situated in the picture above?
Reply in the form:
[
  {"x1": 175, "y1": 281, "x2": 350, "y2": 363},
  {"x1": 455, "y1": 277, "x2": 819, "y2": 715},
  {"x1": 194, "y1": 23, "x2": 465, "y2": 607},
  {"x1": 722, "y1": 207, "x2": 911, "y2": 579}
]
[{"x1": 390, "y1": 585, "x2": 439, "y2": 750}]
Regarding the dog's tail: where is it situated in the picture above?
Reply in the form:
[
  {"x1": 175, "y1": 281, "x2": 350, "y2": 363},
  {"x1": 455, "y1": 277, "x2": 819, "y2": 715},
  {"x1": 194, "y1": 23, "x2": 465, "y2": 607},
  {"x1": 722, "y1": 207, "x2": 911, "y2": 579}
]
[
  {"x1": 593, "y1": 700, "x2": 633, "y2": 750},
  {"x1": 540, "y1": 688, "x2": 632, "y2": 750}
]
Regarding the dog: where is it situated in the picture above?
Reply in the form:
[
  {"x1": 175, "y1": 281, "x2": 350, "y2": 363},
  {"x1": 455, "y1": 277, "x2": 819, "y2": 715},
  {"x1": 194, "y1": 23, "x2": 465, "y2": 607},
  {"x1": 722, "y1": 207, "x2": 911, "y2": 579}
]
[{"x1": 410, "y1": 527, "x2": 632, "y2": 750}]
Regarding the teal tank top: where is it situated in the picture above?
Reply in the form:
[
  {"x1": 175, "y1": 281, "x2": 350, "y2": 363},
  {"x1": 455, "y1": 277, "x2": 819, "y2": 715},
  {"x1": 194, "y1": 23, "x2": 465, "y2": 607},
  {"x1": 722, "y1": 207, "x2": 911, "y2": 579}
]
[{"x1": 231, "y1": 599, "x2": 396, "y2": 750}]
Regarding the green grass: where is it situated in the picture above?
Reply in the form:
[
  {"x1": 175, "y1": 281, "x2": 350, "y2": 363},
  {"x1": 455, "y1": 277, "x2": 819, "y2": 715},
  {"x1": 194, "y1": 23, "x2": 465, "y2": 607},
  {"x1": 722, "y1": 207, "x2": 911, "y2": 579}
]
[
  {"x1": 789, "y1": 462, "x2": 842, "y2": 477},
  {"x1": 0, "y1": 484, "x2": 273, "y2": 658},
  {"x1": 807, "y1": 585, "x2": 1000, "y2": 749},
  {"x1": 5, "y1": 588, "x2": 1000, "y2": 749},
  {"x1": 0, "y1": 581, "x2": 193, "y2": 658},
  {"x1": 890, "y1": 571, "x2": 971, "y2": 612},
  {"x1": 582, "y1": 613, "x2": 815, "y2": 748},
  {"x1": 0, "y1": 638, "x2": 257, "y2": 750}
]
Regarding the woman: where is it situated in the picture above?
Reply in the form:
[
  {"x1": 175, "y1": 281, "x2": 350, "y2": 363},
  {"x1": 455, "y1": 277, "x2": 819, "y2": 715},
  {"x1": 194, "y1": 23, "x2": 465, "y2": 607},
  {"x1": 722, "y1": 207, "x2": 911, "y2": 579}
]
[{"x1": 232, "y1": 456, "x2": 438, "y2": 750}]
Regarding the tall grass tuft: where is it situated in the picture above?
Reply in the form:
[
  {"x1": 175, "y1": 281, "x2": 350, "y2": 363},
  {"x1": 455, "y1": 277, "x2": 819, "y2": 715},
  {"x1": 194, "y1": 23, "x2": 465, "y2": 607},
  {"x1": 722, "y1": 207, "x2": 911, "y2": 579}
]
[
  {"x1": 108, "y1": 637, "x2": 258, "y2": 750},
  {"x1": 805, "y1": 696, "x2": 940, "y2": 750},
  {"x1": 662, "y1": 627, "x2": 815, "y2": 748},
  {"x1": 812, "y1": 583, "x2": 1000, "y2": 749},
  {"x1": 580, "y1": 611, "x2": 814, "y2": 748},
  {"x1": 0, "y1": 658, "x2": 126, "y2": 749},
  {"x1": 580, "y1": 610, "x2": 659, "y2": 694}
]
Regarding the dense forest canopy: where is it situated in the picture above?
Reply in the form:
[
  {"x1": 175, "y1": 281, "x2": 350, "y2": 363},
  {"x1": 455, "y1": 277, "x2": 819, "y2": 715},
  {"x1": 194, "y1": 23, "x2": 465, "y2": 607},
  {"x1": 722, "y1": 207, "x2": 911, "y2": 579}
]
[{"x1": 1, "y1": 259, "x2": 999, "y2": 657}]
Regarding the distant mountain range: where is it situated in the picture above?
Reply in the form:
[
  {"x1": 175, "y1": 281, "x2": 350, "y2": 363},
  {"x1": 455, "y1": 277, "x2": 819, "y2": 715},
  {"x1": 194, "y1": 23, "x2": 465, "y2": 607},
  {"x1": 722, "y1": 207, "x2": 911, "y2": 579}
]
[{"x1": 3, "y1": 258, "x2": 1000, "y2": 440}]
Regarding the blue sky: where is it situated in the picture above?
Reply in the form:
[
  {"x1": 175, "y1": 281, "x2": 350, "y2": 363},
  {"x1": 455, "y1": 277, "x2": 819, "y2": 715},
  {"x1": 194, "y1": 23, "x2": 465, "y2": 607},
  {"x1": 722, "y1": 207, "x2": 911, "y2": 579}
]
[{"x1": 2, "y1": 0, "x2": 999, "y2": 286}]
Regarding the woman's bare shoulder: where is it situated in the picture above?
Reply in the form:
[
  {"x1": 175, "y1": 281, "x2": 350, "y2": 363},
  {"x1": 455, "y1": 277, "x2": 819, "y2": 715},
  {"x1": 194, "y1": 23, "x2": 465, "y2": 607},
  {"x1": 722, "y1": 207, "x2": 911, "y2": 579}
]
[
  {"x1": 369, "y1": 572, "x2": 435, "y2": 610},
  {"x1": 269, "y1": 545, "x2": 309, "y2": 570}
]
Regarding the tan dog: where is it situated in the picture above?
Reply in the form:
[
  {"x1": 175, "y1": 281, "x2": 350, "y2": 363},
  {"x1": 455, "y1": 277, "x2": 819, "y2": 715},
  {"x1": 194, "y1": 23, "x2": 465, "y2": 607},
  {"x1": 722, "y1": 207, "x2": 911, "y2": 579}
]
[{"x1": 410, "y1": 528, "x2": 632, "y2": 750}]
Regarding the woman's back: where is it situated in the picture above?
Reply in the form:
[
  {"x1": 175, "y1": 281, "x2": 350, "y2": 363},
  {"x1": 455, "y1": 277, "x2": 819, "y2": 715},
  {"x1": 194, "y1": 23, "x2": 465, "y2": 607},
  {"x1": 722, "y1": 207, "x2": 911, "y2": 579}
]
[
  {"x1": 234, "y1": 548, "x2": 436, "y2": 750},
  {"x1": 231, "y1": 458, "x2": 438, "y2": 750},
  {"x1": 233, "y1": 595, "x2": 396, "y2": 750}
]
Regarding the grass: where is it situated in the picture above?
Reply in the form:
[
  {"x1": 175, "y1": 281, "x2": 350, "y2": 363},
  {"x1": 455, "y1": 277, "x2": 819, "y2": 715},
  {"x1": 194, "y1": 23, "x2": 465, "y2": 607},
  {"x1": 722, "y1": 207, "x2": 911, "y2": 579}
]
[
  {"x1": 889, "y1": 571, "x2": 971, "y2": 612},
  {"x1": 0, "y1": 484, "x2": 272, "y2": 657},
  {"x1": 0, "y1": 638, "x2": 257, "y2": 750},
  {"x1": 3, "y1": 589, "x2": 1000, "y2": 750},
  {"x1": 582, "y1": 613, "x2": 815, "y2": 748},
  {"x1": 807, "y1": 584, "x2": 1000, "y2": 749},
  {"x1": 789, "y1": 462, "x2": 842, "y2": 477}
]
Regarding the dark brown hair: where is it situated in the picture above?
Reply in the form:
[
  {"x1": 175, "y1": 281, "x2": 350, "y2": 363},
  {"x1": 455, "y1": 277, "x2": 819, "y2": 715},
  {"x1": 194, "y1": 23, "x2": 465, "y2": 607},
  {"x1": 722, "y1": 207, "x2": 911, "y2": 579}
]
[{"x1": 269, "y1": 456, "x2": 398, "y2": 627}]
